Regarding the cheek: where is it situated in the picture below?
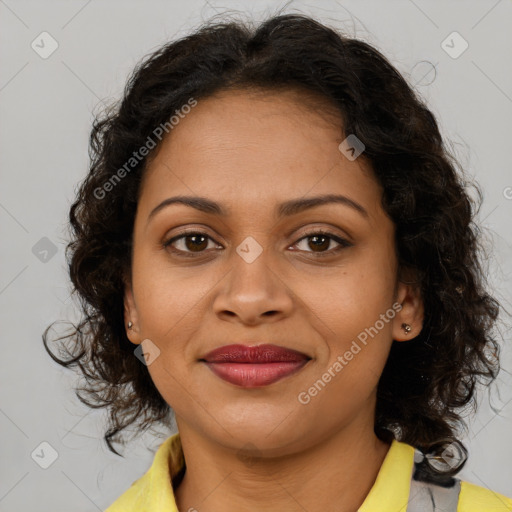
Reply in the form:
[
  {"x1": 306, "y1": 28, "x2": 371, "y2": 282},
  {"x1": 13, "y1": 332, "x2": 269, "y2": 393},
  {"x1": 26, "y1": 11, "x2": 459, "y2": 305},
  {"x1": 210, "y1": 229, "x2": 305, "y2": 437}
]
[
  {"x1": 297, "y1": 256, "x2": 396, "y2": 335},
  {"x1": 303, "y1": 248, "x2": 396, "y2": 375},
  {"x1": 132, "y1": 248, "x2": 213, "y2": 337}
]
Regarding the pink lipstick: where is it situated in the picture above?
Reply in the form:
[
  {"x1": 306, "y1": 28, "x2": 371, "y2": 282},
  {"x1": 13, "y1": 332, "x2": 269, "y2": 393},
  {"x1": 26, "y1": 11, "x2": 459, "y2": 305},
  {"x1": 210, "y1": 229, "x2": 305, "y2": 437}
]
[{"x1": 201, "y1": 344, "x2": 310, "y2": 388}]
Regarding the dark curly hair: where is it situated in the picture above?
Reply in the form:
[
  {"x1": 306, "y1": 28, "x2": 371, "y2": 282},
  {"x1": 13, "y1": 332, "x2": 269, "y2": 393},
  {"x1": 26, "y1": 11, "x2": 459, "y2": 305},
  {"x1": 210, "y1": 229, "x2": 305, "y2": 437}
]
[{"x1": 43, "y1": 13, "x2": 503, "y2": 480}]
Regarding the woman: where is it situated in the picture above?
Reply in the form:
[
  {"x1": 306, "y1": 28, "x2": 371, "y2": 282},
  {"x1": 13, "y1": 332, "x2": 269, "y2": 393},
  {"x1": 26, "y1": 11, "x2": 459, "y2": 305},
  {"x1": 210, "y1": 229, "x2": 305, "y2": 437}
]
[{"x1": 43, "y1": 13, "x2": 512, "y2": 511}]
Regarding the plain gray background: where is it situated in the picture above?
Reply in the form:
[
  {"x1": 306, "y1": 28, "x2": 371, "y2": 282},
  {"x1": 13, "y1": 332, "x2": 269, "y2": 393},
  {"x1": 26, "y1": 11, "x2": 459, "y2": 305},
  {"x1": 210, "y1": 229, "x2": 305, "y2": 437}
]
[{"x1": 1, "y1": 0, "x2": 511, "y2": 510}]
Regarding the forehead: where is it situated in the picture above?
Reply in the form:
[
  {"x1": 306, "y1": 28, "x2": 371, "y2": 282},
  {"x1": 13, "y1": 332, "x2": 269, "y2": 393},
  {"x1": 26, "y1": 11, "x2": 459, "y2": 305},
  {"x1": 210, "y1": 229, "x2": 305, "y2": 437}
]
[
  {"x1": 139, "y1": 88, "x2": 384, "y2": 225},
  {"x1": 146, "y1": 87, "x2": 345, "y2": 169}
]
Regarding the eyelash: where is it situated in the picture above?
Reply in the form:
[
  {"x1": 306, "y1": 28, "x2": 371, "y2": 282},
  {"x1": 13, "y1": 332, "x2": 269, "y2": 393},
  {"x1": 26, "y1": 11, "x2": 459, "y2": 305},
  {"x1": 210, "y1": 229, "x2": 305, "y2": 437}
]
[{"x1": 162, "y1": 229, "x2": 352, "y2": 258}]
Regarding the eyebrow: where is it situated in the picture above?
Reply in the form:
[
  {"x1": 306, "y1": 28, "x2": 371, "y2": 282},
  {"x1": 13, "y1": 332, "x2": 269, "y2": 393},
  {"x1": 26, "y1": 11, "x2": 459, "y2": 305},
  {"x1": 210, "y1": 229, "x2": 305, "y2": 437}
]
[{"x1": 146, "y1": 193, "x2": 368, "y2": 225}]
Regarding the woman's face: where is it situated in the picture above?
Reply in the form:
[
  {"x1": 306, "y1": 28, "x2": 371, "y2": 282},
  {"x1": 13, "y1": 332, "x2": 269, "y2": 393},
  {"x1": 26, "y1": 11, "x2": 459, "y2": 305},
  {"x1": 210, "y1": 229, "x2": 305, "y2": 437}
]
[{"x1": 124, "y1": 88, "x2": 423, "y2": 456}]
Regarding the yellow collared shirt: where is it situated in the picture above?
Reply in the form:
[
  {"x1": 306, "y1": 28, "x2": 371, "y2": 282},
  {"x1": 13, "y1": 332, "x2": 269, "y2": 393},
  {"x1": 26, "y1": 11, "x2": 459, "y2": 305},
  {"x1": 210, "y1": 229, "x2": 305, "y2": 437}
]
[{"x1": 105, "y1": 433, "x2": 512, "y2": 511}]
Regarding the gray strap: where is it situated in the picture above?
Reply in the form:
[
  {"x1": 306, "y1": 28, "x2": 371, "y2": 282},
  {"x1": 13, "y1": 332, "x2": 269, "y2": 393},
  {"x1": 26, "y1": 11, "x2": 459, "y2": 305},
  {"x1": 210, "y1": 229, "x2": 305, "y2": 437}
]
[{"x1": 406, "y1": 477, "x2": 461, "y2": 512}]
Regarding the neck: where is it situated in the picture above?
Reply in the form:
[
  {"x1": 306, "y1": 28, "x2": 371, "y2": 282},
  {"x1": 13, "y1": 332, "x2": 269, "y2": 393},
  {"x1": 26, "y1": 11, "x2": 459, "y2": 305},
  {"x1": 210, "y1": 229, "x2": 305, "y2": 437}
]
[{"x1": 174, "y1": 414, "x2": 390, "y2": 512}]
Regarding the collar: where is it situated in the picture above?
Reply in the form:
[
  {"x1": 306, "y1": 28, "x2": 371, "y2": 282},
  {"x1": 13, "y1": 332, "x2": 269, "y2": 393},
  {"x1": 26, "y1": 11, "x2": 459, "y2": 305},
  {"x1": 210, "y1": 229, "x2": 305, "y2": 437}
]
[{"x1": 106, "y1": 433, "x2": 416, "y2": 511}]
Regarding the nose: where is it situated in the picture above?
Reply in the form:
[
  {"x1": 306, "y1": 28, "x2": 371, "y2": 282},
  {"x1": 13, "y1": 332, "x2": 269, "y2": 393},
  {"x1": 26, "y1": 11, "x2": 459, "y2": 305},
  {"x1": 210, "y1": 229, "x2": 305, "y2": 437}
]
[{"x1": 212, "y1": 246, "x2": 294, "y2": 326}]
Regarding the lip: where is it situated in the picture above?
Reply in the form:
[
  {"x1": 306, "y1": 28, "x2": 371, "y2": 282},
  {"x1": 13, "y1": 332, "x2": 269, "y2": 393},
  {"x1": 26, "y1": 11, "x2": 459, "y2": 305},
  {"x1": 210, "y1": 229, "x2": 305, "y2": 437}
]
[{"x1": 200, "y1": 344, "x2": 311, "y2": 388}]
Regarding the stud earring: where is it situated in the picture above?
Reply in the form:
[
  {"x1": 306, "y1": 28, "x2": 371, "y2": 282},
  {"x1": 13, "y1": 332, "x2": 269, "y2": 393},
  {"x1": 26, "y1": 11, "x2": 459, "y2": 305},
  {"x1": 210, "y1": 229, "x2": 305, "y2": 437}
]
[
  {"x1": 127, "y1": 321, "x2": 133, "y2": 330},
  {"x1": 401, "y1": 323, "x2": 412, "y2": 334}
]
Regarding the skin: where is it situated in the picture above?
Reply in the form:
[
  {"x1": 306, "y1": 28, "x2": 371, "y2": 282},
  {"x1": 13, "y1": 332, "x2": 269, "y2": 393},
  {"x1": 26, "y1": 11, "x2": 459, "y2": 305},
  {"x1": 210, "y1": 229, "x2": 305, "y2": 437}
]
[{"x1": 124, "y1": 88, "x2": 424, "y2": 512}]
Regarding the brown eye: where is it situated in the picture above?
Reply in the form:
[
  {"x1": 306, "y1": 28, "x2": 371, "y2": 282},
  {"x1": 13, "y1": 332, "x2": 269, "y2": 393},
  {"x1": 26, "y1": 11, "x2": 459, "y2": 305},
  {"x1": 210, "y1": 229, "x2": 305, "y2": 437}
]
[
  {"x1": 183, "y1": 234, "x2": 208, "y2": 252},
  {"x1": 293, "y1": 231, "x2": 352, "y2": 256},
  {"x1": 163, "y1": 232, "x2": 217, "y2": 255},
  {"x1": 306, "y1": 234, "x2": 331, "y2": 252}
]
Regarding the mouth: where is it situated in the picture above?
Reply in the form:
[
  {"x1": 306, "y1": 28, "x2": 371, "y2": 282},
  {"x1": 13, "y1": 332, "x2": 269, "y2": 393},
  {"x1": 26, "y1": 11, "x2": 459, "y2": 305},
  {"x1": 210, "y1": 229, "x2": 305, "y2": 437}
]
[{"x1": 200, "y1": 344, "x2": 311, "y2": 388}]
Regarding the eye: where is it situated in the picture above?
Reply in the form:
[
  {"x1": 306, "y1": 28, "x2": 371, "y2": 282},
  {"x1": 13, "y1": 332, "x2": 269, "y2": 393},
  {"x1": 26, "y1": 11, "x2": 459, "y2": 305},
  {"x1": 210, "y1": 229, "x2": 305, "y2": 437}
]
[
  {"x1": 163, "y1": 231, "x2": 220, "y2": 256},
  {"x1": 162, "y1": 229, "x2": 352, "y2": 258},
  {"x1": 292, "y1": 230, "x2": 352, "y2": 256}
]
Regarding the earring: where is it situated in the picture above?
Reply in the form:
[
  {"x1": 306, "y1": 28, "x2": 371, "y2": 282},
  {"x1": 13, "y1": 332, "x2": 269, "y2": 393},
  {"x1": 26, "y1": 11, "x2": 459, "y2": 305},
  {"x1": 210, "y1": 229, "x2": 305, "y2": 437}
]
[
  {"x1": 127, "y1": 321, "x2": 133, "y2": 330},
  {"x1": 401, "y1": 323, "x2": 412, "y2": 334}
]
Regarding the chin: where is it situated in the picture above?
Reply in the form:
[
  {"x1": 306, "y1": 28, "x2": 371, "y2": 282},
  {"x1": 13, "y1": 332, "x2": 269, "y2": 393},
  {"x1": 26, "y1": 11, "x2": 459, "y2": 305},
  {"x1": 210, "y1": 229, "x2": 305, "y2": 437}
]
[{"x1": 209, "y1": 417, "x2": 308, "y2": 457}]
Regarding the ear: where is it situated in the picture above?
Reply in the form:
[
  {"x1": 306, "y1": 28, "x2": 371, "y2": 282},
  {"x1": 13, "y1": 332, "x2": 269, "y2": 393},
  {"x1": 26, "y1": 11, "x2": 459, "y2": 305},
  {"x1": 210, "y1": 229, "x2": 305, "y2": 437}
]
[
  {"x1": 391, "y1": 270, "x2": 424, "y2": 342},
  {"x1": 123, "y1": 273, "x2": 142, "y2": 345}
]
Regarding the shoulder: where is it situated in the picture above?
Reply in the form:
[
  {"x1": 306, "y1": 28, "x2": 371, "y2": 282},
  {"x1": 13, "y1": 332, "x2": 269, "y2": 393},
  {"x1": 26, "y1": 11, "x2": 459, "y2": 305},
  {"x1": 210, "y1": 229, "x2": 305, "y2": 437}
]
[
  {"x1": 403, "y1": 441, "x2": 512, "y2": 512},
  {"x1": 104, "y1": 433, "x2": 182, "y2": 512},
  {"x1": 104, "y1": 472, "x2": 150, "y2": 511},
  {"x1": 458, "y1": 480, "x2": 512, "y2": 511}
]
